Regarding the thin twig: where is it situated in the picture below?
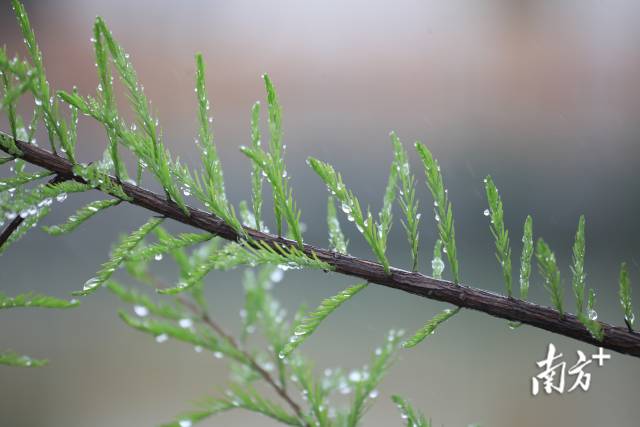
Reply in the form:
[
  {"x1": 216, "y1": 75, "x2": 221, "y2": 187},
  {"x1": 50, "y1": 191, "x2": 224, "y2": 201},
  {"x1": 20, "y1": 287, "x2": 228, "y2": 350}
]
[
  {"x1": 146, "y1": 273, "x2": 307, "y2": 423},
  {"x1": 0, "y1": 174, "x2": 64, "y2": 249},
  {"x1": 2, "y1": 132, "x2": 640, "y2": 358}
]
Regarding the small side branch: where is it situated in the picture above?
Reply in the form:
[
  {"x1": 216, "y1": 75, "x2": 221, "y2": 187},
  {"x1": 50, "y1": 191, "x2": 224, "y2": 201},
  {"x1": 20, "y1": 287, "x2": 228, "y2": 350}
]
[{"x1": 2, "y1": 131, "x2": 640, "y2": 358}]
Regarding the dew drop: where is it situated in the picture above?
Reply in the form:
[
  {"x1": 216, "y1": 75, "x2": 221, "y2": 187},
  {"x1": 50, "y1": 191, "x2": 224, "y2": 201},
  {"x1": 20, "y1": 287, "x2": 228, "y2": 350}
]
[
  {"x1": 270, "y1": 268, "x2": 284, "y2": 283},
  {"x1": 483, "y1": 209, "x2": 490, "y2": 217},
  {"x1": 83, "y1": 277, "x2": 100, "y2": 291},
  {"x1": 154, "y1": 253, "x2": 163, "y2": 261},
  {"x1": 368, "y1": 389, "x2": 379, "y2": 399},
  {"x1": 588, "y1": 309, "x2": 598, "y2": 321},
  {"x1": 155, "y1": 333, "x2": 169, "y2": 343},
  {"x1": 214, "y1": 351, "x2": 224, "y2": 359},
  {"x1": 179, "y1": 318, "x2": 193, "y2": 329},
  {"x1": 133, "y1": 305, "x2": 149, "y2": 317},
  {"x1": 178, "y1": 420, "x2": 192, "y2": 427},
  {"x1": 56, "y1": 193, "x2": 67, "y2": 202}
]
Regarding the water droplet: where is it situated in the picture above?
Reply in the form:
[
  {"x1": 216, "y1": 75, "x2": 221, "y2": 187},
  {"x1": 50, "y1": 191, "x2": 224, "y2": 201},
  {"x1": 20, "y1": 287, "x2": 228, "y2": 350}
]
[
  {"x1": 588, "y1": 309, "x2": 598, "y2": 321},
  {"x1": 278, "y1": 352, "x2": 286, "y2": 360},
  {"x1": 270, "y1": 268, "x2": 284, "y2": 283},
  {"x1": 34, "y1": 98, "x2": 43, "y2": 106},
  {"x1": 155, "y1": 333, "x2": 169, "y2": 343},
  {"x1": 178, "y1": 420, "x2": 192, "y2": 427},
  {"x1": 214, "y1": 351, "x2": 224, "y2": 359},
  {"x1": 179, "y1": 318, "x2": 193, "y2": 329},
  {"x1": 348, "y1": 370, "x2": 362, "y2": 382},
  {"x1": 434, "y1": 214, "x2": 440, "y2": 222},
  {"x1": 133, "y1": 305, "x2": 149, "y2": 317},
  {"x1": 5, "y1": 212, "x2": 17, "y2": 220},
  {"x1": 56, "y1": 193, "x2": 67, "y2": 202},
  {"x1": 182, "y1": 187, "x2": 191, "y2": 196},
  {"x1": 483, "y1": 209, "x2": 490, "y2": 217},
  {"x1": 83, "y1": 277, "x2": 100, "y2": 291},
  {"x1": 368, "y1": 389, "x2": 379, "y2": 399},
  {"x1": 194, "y1": 346, "x2": 203, "y2": 353},
  {"x1": 154, "y1": 253, "x2": 163, "y2": 261}
]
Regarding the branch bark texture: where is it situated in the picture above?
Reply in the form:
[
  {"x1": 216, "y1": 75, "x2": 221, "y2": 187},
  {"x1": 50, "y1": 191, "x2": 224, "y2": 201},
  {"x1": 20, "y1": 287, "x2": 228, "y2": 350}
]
[{"x1": 3, "y1": 131, "x2": 639, "y2": 358}]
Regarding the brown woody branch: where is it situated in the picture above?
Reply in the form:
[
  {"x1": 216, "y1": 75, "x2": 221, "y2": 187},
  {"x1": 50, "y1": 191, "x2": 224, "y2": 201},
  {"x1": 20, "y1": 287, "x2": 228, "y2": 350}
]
[{"x1": 2, "y1": 131, "x2": 640, "y2": 358}]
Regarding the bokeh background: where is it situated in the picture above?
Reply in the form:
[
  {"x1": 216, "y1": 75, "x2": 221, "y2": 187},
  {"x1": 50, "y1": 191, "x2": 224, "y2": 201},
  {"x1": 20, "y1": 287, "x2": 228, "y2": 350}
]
[{"x1": 2, "y1": 0, "x2": 640, "y2": 426}]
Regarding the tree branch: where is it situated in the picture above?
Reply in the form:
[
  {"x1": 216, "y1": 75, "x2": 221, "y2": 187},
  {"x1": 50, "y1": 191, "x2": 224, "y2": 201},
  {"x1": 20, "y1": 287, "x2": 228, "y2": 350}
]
[{"x1": 3, "y1": 131, "x2": 639, "y2": 358}]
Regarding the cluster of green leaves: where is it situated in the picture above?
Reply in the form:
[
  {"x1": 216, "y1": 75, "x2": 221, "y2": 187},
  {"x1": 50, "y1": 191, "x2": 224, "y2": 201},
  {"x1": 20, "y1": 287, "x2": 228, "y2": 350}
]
[
  {"x1": 308, "y1": 144, "x2": 397, "y2": 273},
  {"x1": 0, "y1": 290, "x2": 80, "y2": 367},
  {"x1": 240, "y1": 75, "x2": 303, "y2": 245},
  {"x1": 2, "y1": 3, "x2": 639, "y2": 425},
  {"x1": 105, "y1": 236, "x2": 410, "y2": 426}
]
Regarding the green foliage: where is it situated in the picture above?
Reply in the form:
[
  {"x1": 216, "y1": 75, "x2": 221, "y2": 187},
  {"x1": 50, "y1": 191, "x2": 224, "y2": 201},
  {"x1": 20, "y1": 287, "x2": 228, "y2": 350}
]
[
  {"x1": 0, "y1": 292, "x2": 79, "y2": 309},
  {"x1": 157, "y1": 241, "x2": 331, "y2": 295},
  {"x1": 0, "y1": 205, "x2": 51, "y2": 254},
  {"x1": 106, "y1": 281, "x2": 183, "y2": 320},
  {"x1": 176, "y1": 53, "x2": 242, "y2": 231},
  {"x1": 431, "y1": 239, "x2": 445, "y2": 279},
  {"x1": 280, "y1": 283, "x2": 368, "y2": 358},
  {"x1": 415, "y1": 143, "x2": 459, "y2": 283},
  {"x1": 129, "y1": 232, "x2": 213, "y2": 262},
  {"x1": 344, "y1": 330, "x2": 403, "y2": 427},
  {"x1": 11, "y1": 0, "x2": 68, "y2": 158},
  {"x1": 240, "y1": 75, "x2": 303, "y2": 245},
  {"x1": 391, "y1": 395, "x2": 431, "y2": 427},
  {"x1": 391, "y1": 132, "x2": 420, "y2": 271},
  {"x1": 327, "y1": 196, "x2": 348, "y2": 254},
  {"x1": 250, "y1": 101, "x2": 263, "y2": 231},
  {"x1": 74, "y1": 217, "x2": 163, "y2": 296},
  {"x1": 0, "y1": 351, "x2": 47, "y2": 368},
  {"x1": 484, "y1": 176, "x2": 512, "y2": 296},
  {"x1": 619, "y1": 262, "x2": 635, "y2": 330},
  {"x1": 43, "y1": 199, "x2": 120, "y2": 235},
  {"x1": 3, "y1": 3, "x2": 640, "y2": 423},
  {"x1": 535, "y1": 239, "x2": 564, "y2": 315},
  {"x1": 519, "y1": 215, "x2": 533, "y2": 300},
  {"x1": 161, "y1": 398, "x2": 235, "y2": 427},
  {"x1": 580, "y1": 289, "x2": 604, "y2": 341},
  {"x1": 1, "y1": 180, "x2": 89, "y2": 223},
  {"x1": 0, "y1": 170, "x2": 52, "y2": 190},
  {"x1": 308, "y1": 157, "x2": 396, "y2": 273},
  {"x1": 570, "y1": 216, "x2": 587, "y2": 316},
  {"x1": 403, "y1": 307, "x2": 461, "y2": 349}
]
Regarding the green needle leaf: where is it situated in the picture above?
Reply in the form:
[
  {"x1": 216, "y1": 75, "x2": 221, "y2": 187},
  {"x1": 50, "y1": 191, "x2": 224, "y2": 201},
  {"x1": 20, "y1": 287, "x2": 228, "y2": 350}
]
[
  {"x1": 43, "y1": 199, "x2": 120, "y2": 235},
  {"x1": 391, "y1": 132, "x2": 420, "y2": 271},
  {"x1": 280, "y1": 283, "x2": 367, "y2": 358},
  {"x1": 619, "y1": 262, "x2": 635, "y2": 330},
  {"x1": 519, "y1": 215, "x2": 533, "y2": 300},
  {"x1": 570, "y1": 216, "x2": 587, "y2": 316},
  {"x1": 416, "y1": 142, "x2": 459, "y2": 283},
  {"x1": 0, "y1": 292, "x2": 79, "y2": 309},
  {"x1": 391, "y1": 395, "x2": 431, "y2": 427},
  {"x1": 327, "y1": 196, "x2": 348, "y2": 254},
  {"x1": 402, "y1": 307, "x2": 461, "y2": 348},
  {"x1": 73, "y1": 217, "x2": 163, "y2": 296},
  {"x1": 535, "y1": 238, "x2": 564, "y2": 315},
  {"x1": 484, "y1": 176, "x2": 512, "y2": 296},
  {"x1": 0, "y1": 351, "x2": 47, "y2": 368}
]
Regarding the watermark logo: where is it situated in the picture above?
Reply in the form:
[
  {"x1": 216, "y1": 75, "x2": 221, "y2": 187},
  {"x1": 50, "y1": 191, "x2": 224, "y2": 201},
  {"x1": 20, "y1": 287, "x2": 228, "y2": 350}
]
[{"x1": 532, "y1": 343, "x2": 611, "y2": 395}]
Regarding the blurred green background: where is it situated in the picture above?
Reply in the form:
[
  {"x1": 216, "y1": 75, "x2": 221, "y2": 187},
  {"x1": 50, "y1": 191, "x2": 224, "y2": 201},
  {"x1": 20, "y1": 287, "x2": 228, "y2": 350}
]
[{"x1": 1, "y1": 0, "x2": 640, "y2": 426}]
